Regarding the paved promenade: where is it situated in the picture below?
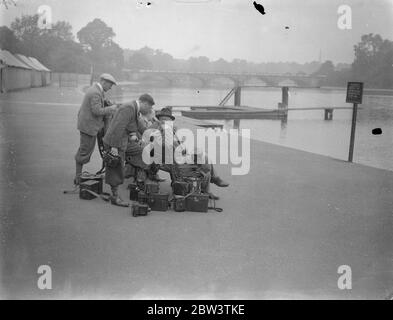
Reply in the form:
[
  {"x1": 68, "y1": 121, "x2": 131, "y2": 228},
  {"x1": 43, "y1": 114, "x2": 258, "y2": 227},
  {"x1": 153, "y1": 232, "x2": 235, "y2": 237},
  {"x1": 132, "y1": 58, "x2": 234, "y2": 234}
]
[{"x1": 0, "y1": 87, "x2": 392, "y2": 299}]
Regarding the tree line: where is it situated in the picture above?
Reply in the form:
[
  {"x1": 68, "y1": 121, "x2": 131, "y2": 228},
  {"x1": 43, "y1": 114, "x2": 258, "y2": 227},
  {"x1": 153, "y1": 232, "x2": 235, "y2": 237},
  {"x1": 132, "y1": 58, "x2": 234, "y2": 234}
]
[
  {"x1": 124, "y1": 46, "x2": 325, "y2": 75},
  {"x1": 313, "y1": 34, "x2": 393, "y2": 88},
  {"x1": 0, "y1": 15, "x2": 123, "y2": 76},
  {"x1": 1, "y1": 14, "x2": 392, "y2": 88}
]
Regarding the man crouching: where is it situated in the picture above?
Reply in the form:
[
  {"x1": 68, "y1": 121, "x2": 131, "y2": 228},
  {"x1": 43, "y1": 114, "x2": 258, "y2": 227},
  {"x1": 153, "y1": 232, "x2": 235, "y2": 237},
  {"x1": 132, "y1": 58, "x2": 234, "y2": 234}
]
[{"x1": 103, "y1": 94, "x2": 155, "y2": 207}]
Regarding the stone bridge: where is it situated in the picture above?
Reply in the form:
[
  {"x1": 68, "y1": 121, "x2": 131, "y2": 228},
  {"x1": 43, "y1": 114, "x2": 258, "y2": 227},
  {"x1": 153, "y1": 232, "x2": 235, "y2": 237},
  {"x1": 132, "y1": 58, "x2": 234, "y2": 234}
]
[{"x1": 123, "y1": 69, "x2": 326, "y2": 87}]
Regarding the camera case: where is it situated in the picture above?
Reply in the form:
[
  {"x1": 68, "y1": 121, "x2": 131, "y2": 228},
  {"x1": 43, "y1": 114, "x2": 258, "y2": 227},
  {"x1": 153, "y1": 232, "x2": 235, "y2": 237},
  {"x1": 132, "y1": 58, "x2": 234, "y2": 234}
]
[
  {"x1": 103, "y1": 150, "x2": 121, "y2": 168},
  {"x1": 132, "y1": 203, "x2": 149, "y2": 217},
  {"x1": 80, "y1": 173, "x2": 103, "y2": 194},
  {"x1": 148, "y1": 193, "x2": 169, "y2": 212},
  {"x1": 145, "y1": 181, "x2": 159, "y2": 194},
  {"x1": 138, "y1": 191, "x2": 148, "y2": 204},
  {"x1": 79, "y1": 180, "x2": 101, "y2": 200},
  {"x1": 173, "y1": 196, "x2": 186, "y2": 212},
  {"x1": 172, "y1": 181, "x2": 191, "y2": 196},
  {"x1": 185, "y1": 193, "x2": 209, "y2": 212},
  {"x1": 128, "y1": 183, "x2": 140, "y2": 201}
]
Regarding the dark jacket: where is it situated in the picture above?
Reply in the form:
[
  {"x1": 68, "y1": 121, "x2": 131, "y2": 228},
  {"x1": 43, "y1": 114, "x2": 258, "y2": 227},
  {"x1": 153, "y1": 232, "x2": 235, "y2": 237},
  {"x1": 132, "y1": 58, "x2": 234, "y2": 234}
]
[
  {"x1": 77, "y1": 83, "x2": 113, "y2": 136},
  {"x1": 103, "y1": 101, "x2": 146, "y2": 151}
]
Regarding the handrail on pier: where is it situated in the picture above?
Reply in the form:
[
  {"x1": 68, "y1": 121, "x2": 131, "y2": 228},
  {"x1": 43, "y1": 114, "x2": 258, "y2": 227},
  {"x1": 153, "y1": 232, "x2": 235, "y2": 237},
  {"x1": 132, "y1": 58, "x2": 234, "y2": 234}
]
[
  {"x1": 218, "y1": 85, "x2": 360, "y2": 121},
  {"x1": 219, "y1": 87, "x2": 236, "y2": 106}
]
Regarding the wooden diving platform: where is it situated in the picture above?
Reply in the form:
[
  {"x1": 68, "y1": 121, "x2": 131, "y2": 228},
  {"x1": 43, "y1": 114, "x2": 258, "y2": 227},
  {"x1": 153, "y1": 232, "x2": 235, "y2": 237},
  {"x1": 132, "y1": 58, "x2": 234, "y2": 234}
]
[
  {"x1": 169, "y1": 105, "x2": 359, "y2": 121},
  {"x1": 169, "y1": 105, "x2": 287, "y2": 120},
  {"x1": 175, "y1": 115, "x2": 223, "y2": 129},
  {"x1": 168, "y1": 86, "x2": 359, "y2": 122}
]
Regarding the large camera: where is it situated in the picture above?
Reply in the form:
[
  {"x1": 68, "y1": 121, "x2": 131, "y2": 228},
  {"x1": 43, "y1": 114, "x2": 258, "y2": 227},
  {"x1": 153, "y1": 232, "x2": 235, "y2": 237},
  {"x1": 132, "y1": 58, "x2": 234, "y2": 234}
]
[
  {"x1": 102, "y1": 150, "x2": 121, "y2": 168},
  {"x1": 103, "y1": 98, "x2": 115, "y2": 107}
]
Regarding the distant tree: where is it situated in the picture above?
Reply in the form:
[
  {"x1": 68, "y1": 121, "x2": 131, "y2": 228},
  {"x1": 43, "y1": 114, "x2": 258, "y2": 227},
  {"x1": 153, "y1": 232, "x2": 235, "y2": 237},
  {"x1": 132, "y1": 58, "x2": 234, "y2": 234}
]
[
  {"x1": 10, "y1": 14, "x2": 44, "y2": 57},
  {"x1": 139, "y1": 46, "x2": 155, "y2": 58},
  {"x1": 127, "y1": 52, "x2": 152, "y2": 70},
  {"x1": 188, "y1": 56, "x2": 210, "y2": 72},
  {"x1": 123, "y1": 48, "x2": 136, "y2": 64},
  {"x1": 231, "y1": 59, "x2": 248, "y2": 73},
  {"x1": 77, "y1": 19, "x2": 123, "y2": 76},
  {"x1": 7, "y1": 14, "x2": 91, "y2": 73},
  {"x1": 104, "y1": 41, "x2": 124, "y2": 73},
  {"x1": 1, "y1": 0, "x2": 17, "y2": 9},
  {"x1": 352, "y1": 33, "x2": 393, "y2": 88},
  {"x1": 336, "y1": 62, "x2": 351, "y2": 71},
  {"x1": 212, "y1": 58, "x2": 230, "y2": 72},
  {"x1": 313, "y1": 60, "x2": 335, "y2": 76},
  {"x1": 152, "y1": 50, "x2": 174, "y2": 70},
  {"x1": 312, "y1": 60, "x2": 352, "y2": 86},
  {"x1": 328, "y1": 68, "x2": 352, "y2": 87},
  {"x1": 302, "y1": 61, "x2": 322, "y2": 75},
  {"x1": 48, "y1": 21, "x2": 74, "y2": 42},
  {"x1": 47, "y1": 40, "x2": 90, "y2": 73},
  {"x1": 77, "y1": 18, "x2": 115, "y2": 51}
]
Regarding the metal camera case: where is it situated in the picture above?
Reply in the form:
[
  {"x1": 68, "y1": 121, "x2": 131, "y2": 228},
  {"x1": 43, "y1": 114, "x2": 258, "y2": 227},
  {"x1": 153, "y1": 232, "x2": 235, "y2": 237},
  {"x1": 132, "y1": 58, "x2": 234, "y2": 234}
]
[
  {"x1": 147, "y1": 193, "x2": 169, "y2": 212},
  {"x1": 132, "y1": 203, "x2": 149, "y2": 217},
  {"x1": 173, "y1": 196, "x2": 186, "y2": 212}
]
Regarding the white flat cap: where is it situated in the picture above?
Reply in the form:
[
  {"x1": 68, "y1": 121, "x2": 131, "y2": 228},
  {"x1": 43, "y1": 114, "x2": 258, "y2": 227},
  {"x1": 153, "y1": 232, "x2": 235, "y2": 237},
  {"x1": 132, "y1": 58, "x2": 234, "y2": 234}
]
[{"x1": 99, "y1": 73, "x2": 117, "y2": 85}]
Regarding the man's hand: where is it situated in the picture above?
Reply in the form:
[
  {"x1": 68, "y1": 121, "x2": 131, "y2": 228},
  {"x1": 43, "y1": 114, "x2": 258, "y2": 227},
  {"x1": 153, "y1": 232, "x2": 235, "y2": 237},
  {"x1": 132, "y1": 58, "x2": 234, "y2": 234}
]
[
  {"x1": 111, "y1": 147, "x2": 119, "y2": 156},
  {"x1": 130, "y1": 134, "x2": 138, "y2": 142}
]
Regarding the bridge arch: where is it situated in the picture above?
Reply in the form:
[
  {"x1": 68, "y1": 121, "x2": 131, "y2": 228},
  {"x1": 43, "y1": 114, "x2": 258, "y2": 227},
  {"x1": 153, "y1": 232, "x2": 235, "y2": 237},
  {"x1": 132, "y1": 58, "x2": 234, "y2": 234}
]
[
  {"x1": 134, "y1": 73, "x2": 173, "y2": 84},
  {"x1": 277, "y1": 78, "x2": 298, "y2": 87},
  {"x1": 243, "y1": 76, "x2": 268, "y2": 86},
  {"x1": 255, "y1": 76, "x2": 277, "y2": 86},
  {"x1": 124, "y1": 70, "x2": 324, "y2": 88},
  {"x1": 170, "y1": 74, "x2": 205, "y2": 87},
  {"x1": 205, "y1": 75, "x2": 239, "y2": 87}
]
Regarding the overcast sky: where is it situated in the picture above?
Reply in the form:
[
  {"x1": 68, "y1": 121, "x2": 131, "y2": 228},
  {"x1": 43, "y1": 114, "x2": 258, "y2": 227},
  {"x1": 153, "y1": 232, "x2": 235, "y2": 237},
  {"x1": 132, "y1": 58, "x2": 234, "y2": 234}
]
[{"x1": 1, "y1": 0, "x2": 392, "y2": 64}]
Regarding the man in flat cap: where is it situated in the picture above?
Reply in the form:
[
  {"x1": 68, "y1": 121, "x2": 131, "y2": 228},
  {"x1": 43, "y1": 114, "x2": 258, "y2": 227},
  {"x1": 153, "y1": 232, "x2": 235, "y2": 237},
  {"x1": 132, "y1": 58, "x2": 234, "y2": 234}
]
[
  {"x1": 103, "y1": 93, "x2": 155, "y2": 207},
  {"x1": 74, "y1": 73, "x2": 118, "y2": 185}
]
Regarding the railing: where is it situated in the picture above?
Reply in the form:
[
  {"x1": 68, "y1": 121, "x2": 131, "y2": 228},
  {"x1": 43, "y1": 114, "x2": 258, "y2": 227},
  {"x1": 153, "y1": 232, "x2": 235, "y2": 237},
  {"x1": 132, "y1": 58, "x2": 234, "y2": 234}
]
[
  {"x1": 219, "y1": 87, "x2": 236, "y2": 106},
  {"x1": 126, "y1": 69, "x2": 326, "y2": 79},
  {"x1": 218, "y1": 85, "x2": 360, "y2": 120},
  {"x1": 51, "y1": 73, "x2": 91, "y2": 88}
]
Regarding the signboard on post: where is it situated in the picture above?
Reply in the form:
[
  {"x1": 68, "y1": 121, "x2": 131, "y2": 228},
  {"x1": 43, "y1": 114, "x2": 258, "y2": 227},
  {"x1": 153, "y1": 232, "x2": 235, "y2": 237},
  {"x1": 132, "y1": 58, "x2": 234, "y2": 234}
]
[
  {"x1": 346, "y1": 82, "x2": 363, "y2": 104},
  {"x1": 346, "y1": 82, "x2": 364, "y2": 163}
]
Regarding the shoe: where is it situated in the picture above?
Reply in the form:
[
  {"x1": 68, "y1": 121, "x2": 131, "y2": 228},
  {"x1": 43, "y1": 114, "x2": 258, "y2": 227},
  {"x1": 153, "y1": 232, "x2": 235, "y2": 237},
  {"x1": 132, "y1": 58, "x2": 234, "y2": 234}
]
[
  {"x1": 110, "y1": 196, "x2": 129, "y2": 207},
  {"x1": 73, "y1": 176, "x2": 81, "y2": 186},
  {"x1": 210, "y1": 176, "x2": 229, "y2": 187},
  {"x1": 208, "y1": 193, "x2": 220, "y2": 200}
]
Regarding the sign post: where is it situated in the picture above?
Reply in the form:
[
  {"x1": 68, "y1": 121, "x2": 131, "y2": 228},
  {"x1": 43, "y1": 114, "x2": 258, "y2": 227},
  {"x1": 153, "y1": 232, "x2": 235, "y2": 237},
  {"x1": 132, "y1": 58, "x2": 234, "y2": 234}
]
[{"x1": 346, "y1": 82, "x2": 363, "y2": 162}]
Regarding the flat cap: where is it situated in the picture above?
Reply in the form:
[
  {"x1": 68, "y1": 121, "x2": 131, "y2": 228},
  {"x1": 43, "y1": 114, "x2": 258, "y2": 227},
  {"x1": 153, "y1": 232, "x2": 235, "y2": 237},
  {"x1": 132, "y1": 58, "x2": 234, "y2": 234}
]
[
  {"x1": 139, "y1": 93, "x2": 155, "y2": 106},
  {"x1": 99, "y1": 73, "x2": 117, "y2": 85},
  {"x1": 156, "y1": 107, "x2": 175, "y2": 120}
]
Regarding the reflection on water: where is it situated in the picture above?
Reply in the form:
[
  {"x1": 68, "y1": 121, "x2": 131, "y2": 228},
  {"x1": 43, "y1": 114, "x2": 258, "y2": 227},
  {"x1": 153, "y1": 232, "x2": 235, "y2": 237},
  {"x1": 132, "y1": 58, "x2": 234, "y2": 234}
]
[{"x1": 108, "y1": 85, "x2": 393, "y2": 172}]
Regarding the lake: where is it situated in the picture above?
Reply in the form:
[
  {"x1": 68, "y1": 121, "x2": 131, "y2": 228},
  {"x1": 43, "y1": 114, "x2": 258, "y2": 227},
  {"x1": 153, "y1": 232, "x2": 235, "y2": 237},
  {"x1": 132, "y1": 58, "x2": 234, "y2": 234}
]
[{"x1": 109, "y1": 85, "x2": 393, "y2": 172}]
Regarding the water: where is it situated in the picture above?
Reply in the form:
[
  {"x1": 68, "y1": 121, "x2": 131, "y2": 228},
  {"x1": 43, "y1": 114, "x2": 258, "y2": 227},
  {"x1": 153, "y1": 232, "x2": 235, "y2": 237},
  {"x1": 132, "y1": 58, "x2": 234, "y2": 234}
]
[{"x1": 109, "y1": 86, "x2": 393, "y2": 172}]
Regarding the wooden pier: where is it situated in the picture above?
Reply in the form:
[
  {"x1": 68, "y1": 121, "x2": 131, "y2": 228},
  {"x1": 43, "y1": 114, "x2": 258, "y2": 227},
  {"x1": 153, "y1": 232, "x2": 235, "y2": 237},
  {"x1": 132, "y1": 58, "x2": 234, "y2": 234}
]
[
  {"x1": 178, "y1": 105, "x2": 286, "y2": 120},
  {"x1": 169, "y1": 86, "x2": 352, "y2": 121},
  {"x1": 175, "y1": 114, "x2": 223, "y2": 129}
]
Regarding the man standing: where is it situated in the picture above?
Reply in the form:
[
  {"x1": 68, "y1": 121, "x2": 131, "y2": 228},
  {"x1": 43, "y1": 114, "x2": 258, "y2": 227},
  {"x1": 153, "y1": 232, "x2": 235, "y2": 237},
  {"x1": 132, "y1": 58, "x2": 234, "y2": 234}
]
[
  {"x1": 103, "y1": 94, "x2": 155, "y2": 207},
  {"x1": 74, "y1": 73, "x2": 118, "y2": 185}
]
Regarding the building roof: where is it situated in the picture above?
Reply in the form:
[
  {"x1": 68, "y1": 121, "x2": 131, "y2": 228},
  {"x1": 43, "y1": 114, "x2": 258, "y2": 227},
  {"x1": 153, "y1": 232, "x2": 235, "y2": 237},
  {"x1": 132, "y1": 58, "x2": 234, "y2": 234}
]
[
  {"x1": 0, "y1": 50, "x2": 31, "y2": 69},
  {"x1": 14, "y1": 54, "x2": 42, "y2": 71},
  {"x1": 28, "y1": 57, "x2": 51, "y2": 72}
]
